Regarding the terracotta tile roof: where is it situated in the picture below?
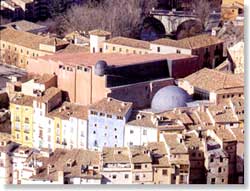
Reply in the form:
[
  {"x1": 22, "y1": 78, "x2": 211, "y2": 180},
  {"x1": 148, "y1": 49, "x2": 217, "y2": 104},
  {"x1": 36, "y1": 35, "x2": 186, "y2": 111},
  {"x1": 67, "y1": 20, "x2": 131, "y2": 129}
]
[
  {"x1": 89, "y1": 29, "x2": 111, "y2": 36},
  {"x1": 4, "y1": 20, "x2": 47, "y2": 32},
  {"x1": 105, "y1": 36, "x2": 150, "y2": 49},
  {"x1": 195, "y1": 111, "x2": 212, "y2": 124},
  {"x1": 182, "y1": 68, "x2": 244, "y2": 93},
  {"x1": 33, "y1": 74, "x2": 56, "y2": 84},
  {"x1": 127, "y1": 111, "x2": 156, "y2": 128},
  {"x1": 37, "y1": 52, "x2": 196, "y2": 68},
  {"x1": 35, "y1": 87, "x2": 61, "y2": 103},
  {"x1": 11, "y1": 94, "x2": 34, "y2": 107},
  {"x1": 147, "y1": 142, "x2": 167, "y2": 156},
  {"x1": 184, "y1": 131, "x2": 203, "y2": 148},
  {"x1": 102, "y1": 147, "x2": 130, "y2": 164},
  {"x1": 0, "y1": 27, "x2": 45, "y2": 50},
  {"x1": 129, "y1": 146, "x2": 152, "y2": 164},
  {"x1": 89, "y1": 97, "x2": 132, "y2": 117},
  {"x1": 213, "y1": 128, "x2": 236, "y2": 142},
  {"x1": 0, "y1": 132, "x2": 11, "y2": 143},
  {"x1": 146, "y1": 142, "x2": 170, "y2": 167},
  {"x1": 0, "y1": 27, "x2": 68, "y2": 52},
  {"x1": 208, "y1": 103, "x2": 238, "y2": 123},
  {"x1": 152, "y1": 34, "x2": 223, "y2": 49},
  {"x1": 162, "y1": 133, "x2": 188, "y2": 154},
  {"x1": 31, "y1": 148, "x2": 101, "y2": 181},
  {"x1": 47, "y1": 102, "x2": 88, "y2": 120},
  {"x1": 41, "y1": 37, "x2": 69, "y2": 47},
  {"x1": 56, "y1": 44, "x2": 89, "y2": 53},
  {"x1": 230, "y1": 127, "x2": 244, "y2": 142}
]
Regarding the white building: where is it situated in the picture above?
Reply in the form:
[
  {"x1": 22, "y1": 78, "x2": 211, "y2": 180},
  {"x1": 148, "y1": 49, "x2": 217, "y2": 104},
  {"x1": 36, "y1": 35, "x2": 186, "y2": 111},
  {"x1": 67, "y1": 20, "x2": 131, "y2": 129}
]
[{"x1": 125, "y1": 111, "x2": 158, "y2": 147}]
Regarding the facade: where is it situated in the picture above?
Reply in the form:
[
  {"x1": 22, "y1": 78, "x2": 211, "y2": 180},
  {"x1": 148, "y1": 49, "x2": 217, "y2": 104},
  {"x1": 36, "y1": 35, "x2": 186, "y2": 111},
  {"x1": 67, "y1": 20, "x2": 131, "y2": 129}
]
[
  {"x1": 101, "y1": 147, "x2": 132, "y2": 184},
  {"x1": 150, "y1": 34, "x2": 224, "y2": 69},
  {"x1": 10, "y1": 94, "x2": 34, "y2": 147},
  {"x1": 160, "y1": 133, "x2": 190, "y2": 184},
  {"x1": 0, "y1": 27, "x2": 86, "y2": 68},
  {"x1": 32, "y1": 87, "x2": 62, "y2": 150},
  {"x1": 130, "y1": 146, "x2": 153, "y2": 184},
  {"x1": 0, "y1": 133, "x2": 18, "y2": 184},
  {"x1": 47, "y1": 102, "x2": 88, "y2": 150},
  {"x1": 203, "y1": 138, "x2": 229, "y2": 184},
  {"x1": 184, "y1": 131, "x2": 206, "y2": 184},
  {"x1": 227, "y1": 41, "x2": 244, "y2": 74},
  {"x1": 88, "y1": 98, "x2": 132, "y2": 150},
  {"x1": 125, "y1": 111, "x2": 158, "y2": 147},
  {"x1": 178, "y1": 68, "x2": 244, "y2": 104},
  {"x1": 27, "y1": 52, "x2": 200, "y2": 108},
  {"x1": 103, "y1": 37, "x2": 150, "y2": 55}
]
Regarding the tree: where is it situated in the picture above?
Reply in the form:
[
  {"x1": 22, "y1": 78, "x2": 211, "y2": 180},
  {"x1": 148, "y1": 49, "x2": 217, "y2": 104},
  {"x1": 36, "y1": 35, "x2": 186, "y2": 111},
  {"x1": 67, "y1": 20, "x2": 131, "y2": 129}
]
[
  {"x1": 42, "y1": 0, "x2": 158, "y2": 38},
  {"x1": 192, "y1": 0, "x2": 211, "y2": 29}
]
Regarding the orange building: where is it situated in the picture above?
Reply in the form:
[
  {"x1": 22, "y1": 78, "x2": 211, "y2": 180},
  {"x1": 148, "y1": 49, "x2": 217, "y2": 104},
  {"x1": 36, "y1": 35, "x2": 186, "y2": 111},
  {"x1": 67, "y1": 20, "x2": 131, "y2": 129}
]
[{"x1": 27, "y1": 52, "x2": 199, "y2": 109}]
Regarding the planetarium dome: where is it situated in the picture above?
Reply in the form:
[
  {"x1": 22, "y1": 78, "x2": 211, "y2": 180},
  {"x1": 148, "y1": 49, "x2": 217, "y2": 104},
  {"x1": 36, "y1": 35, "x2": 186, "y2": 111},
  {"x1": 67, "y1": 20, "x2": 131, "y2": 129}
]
[
  {"x1": 151, "y1": 85, "x2": 192, "y2": 113},
  {"x1": 95, "y1": 60, "x2": 108, "y2": 76}
]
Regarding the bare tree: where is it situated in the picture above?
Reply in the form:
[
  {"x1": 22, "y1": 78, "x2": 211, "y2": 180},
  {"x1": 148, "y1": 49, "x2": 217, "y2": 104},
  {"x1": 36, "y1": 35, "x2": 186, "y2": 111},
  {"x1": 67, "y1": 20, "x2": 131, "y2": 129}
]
[
  {"x1": 42, "y1": 0, "x2": 158, "y2": 38},
  {"x1": 192, "y1": 0, "x2": 211, "y2": 29}
]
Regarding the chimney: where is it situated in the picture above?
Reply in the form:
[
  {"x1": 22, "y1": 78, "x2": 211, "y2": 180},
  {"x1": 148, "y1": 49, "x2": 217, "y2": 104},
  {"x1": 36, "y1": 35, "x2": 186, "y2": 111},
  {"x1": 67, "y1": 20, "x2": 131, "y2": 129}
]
[
  {"x1": 57, "y1": 170, "x2": 64, "y2": 184},
  {"x1": 47, "y1": 164, "x2": 51, "y2": 175}
]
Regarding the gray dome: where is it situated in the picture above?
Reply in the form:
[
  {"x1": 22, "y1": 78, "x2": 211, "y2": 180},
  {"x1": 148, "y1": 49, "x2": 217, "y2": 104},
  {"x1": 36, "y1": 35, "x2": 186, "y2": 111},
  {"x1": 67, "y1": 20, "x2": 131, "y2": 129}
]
[
  {"x1": 151, "y1": 86, "x2": 191, "y2": 113},
  {"x1": 95, "y1": 60, "x2": 107, "y2": 76}
]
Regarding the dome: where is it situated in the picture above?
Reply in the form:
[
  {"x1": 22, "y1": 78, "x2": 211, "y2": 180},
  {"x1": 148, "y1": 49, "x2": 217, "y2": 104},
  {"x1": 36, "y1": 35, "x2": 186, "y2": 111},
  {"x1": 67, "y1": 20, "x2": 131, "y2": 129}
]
[
  {"x1": 151, "y1": 86, "x2": 191, "y2": 113},
  {"x1": 94, "y1": 60, "x2": 107, "y2": 76}
]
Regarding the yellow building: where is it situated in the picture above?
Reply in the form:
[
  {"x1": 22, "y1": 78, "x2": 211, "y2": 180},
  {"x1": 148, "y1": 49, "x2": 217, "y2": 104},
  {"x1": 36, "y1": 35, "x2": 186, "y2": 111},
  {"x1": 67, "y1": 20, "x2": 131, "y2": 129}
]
[
  {"x1": 221, "y1": 0, "x2": 244, "y2": 21},
  {"x1": 103, "y1": 37, "x2": 150, "y2": 55},
  {"x1": 10, "y1": 94, "x2": 34, "y2": 147},
  {"x1": 0, "y1": 27, "x2": 86, "y2": 68}
]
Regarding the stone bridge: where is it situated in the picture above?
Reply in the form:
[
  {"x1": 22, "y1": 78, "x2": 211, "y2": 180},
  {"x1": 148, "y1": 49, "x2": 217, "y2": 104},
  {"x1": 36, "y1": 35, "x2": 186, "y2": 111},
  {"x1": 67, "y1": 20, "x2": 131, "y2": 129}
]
[{"x1": 150, "y1": 9, "x2": 201, "y2": 34}]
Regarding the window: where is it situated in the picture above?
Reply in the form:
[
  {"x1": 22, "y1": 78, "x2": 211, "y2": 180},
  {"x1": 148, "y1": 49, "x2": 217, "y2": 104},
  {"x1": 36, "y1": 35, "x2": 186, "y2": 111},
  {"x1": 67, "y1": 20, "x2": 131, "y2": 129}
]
[
  {"x1": 211, "y1": 178, "x2": 216, "y2": 184},
  {"x1": 114, "y1": 128, "x2": 117, "y2": 131},
  {"x1": 106, "y1": 45, "x2": 109, "y2": 50},
  {"x1": 133, "y1": 50, "x2": 136, "y2": 54},
  {"x1": 2, "y1": 43, "x2": 5, "y2": 48},
  {"x1": 222, "y1": 179, "x2": 224, "y2": 183},
  {"x1": 162, "y1": 170, "x2": 168, "y2": 176},
  {"x1": 117, "y1": 116, "x2": 123, "y2": 120},
  {"x1": 100, "y1": 48, "x2": 103, "y2": 52},
  {"x1": 115, "y1": 135, "x2": 117, "y2": 139},
  {"x1": 125, "y1": 174, "x2": 129, "y2": 179},
  {"x1": 143, "y1": 129, "x2": 147, "y2": 135},
  {"x1": 48, "y1": 136, "x2": 51, "y2": 142},
  {"x1": 119, "y1": 48, "x2": 122, "y2": 52},
  {"x1": 92, "y1": 47, "x2": 95, "y2": 53},
  {"x1": 100, "y1": 112, "x2": 105, "y2": 117},
  {"x1": 112, "y1": 175, "x2": 117, "y2": 179},
  {"x1": 134, "y1": 164, "x2": 141, "y2": 169},
  {"x1": 130, "y1": 130, "x2": 134, "y2": 134},
  {"x1": 24, "y1": 117, "x2": 29, "y2": 124},
  {"x1": 93, "y1": 131, "x2": 96, "y2": 134},
  {"x1": 218, "y1": 167, "x2": 222, "y2": 173},
  {"x1": 94, "y1": 140, "x2": 98, "y2": 147},
  {"x1": 113, "y1": 47, "x2": 116, "y2": 51},
  {"x1": 107, "y1": 114, "x2": 112, "y2": 118},
  {"x1": 27, "y1": 51, "x2": 29, "y2": 55},
  {"x1": 25, "y1": 136, "x2": 28, "y2": 141},
  {"x1": 176, "y1": 49, "x2": 181, "y2": 54},
  {"x1": 210, "y1": 158, "x2": 214, "y2": 163},
  {"x1": 135, "y1": 175, "x2": 140, "y2": 180},
  {"x1": 157, "y1": 47, "x2": 160, "y2": 52},
  {"x1": 16, "y1": 134, "x2": 19, "y2": 139},
  {"x1": 16, "y1": 116, "x2": 20, "y2": 122}
]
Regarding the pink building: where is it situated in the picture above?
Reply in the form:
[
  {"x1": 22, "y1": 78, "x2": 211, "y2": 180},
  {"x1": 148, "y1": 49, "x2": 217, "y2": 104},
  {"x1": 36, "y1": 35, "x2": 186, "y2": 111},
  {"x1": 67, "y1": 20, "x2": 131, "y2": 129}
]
[{"x1": 28, "y1": 52, "x2": 199, "y2": 109}]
